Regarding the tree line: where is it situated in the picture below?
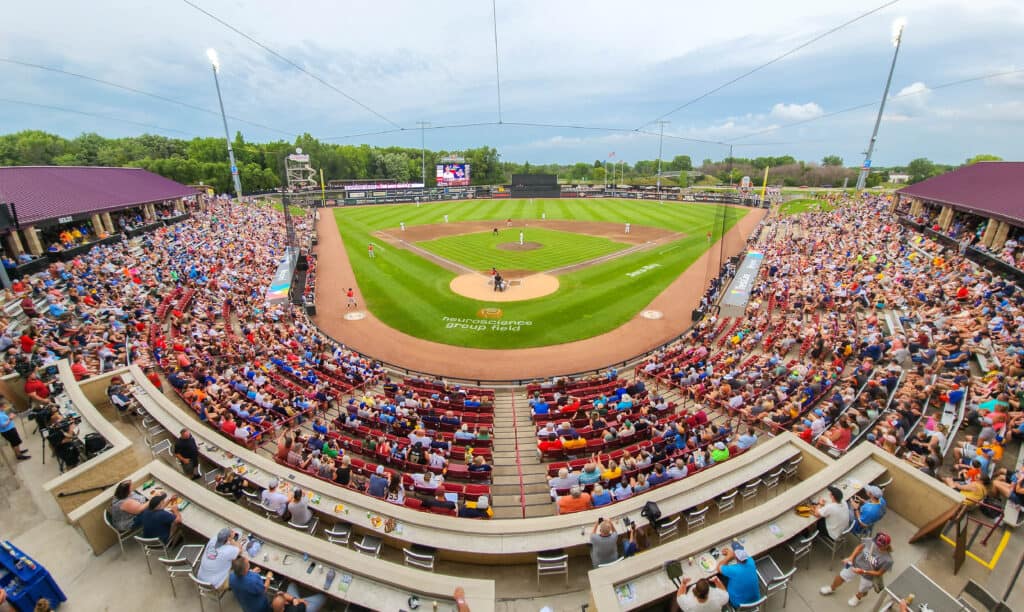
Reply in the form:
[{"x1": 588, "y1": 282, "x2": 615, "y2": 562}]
[{"x1": 0, "y1": 129, "x2": 1002, "y2": 193}]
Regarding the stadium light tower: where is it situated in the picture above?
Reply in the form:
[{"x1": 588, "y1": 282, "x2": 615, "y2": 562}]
[
  {"x1": 416, "y1": 121, "x2": 430, "y2": 186},
  {"x1": 206, "y1": 48, "x2": 243, "y2": 202},
  {"x1": 656, "y1": 120, "x2": 670, "y2": 203},
  {"x1": 856, "y1": 18, "x2": 906, "y2": 190}
]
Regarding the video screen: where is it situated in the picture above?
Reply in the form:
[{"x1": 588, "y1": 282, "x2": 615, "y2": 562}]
[{"x1": 436, "y1": 163, "x2": 471, "y2": 186}]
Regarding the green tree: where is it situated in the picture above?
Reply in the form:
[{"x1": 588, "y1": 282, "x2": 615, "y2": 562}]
[
  {"x1": 907, "y1": 158, "x2": 937, "y2": 183},
  {"x1": 964, "y1": 154, "x2": 1002, "y2": 165},
  {"x1": 822, "y1": 155, "x2": 843, "y2": 166},
  {"x1": 668, "y1": 155, "x2": 692, "y2": 171}
]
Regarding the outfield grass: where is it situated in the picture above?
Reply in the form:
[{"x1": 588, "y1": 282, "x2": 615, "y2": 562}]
[
  {"x1": 417, "y1": 227, "x2": 630, "y2": 271},
  {"x1": 335, "y1": 199, "x2": 746, "y2": 349},
  {"x1": 269, "y1": 201, "x2": 308, "y2": 216},
  {"x1": 777, "y1": 199, "x2": 834, "y2": 216}
]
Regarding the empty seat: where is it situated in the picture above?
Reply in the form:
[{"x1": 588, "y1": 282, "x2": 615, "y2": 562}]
[
  {"x1": 656, "y1": 516, "x2": 681, "y2": 542},
  {"x1": 324, "y1": 524, "x2": 351, "y2": 547},
  {"x1": 716, "y1": 490, "x2": 739, "y2": 518},
  {"x1": 786, "y1": 529, "x2": 817, "y2": 570},
  {"x1": 403, "y1": 545, "x2": 437, "y2": 571},
  {"x1": 684, "y1": 507, "x2": 709, "y2": 534},
  {"x1": 355, "y1": 534, "x2": 382, "y2": 558},
  {"x1": 536, "y1": 550, "x2": 569, "y2": 587}
]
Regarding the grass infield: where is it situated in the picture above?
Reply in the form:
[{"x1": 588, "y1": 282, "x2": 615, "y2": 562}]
[
  {"x1": 417, "y1": 227, "x2": 630, "y2": 272},
  {"x1": 334, "y1": 198, "x2": 746, "y2": 349}
]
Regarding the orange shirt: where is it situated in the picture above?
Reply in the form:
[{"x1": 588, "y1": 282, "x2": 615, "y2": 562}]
[{"x1": 557, "y1": 493, "x2": 592, "y2": 514}]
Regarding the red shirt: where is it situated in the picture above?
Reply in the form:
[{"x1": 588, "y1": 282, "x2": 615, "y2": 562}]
[
  {"x1": 146, "y1": 371, "x2": 163, "y2": 390},
  {"x1": 538, "y1": 439, "x2": 563, "y2": 453},
  {"x1": 24, "y1": 378, "x2": 49, "y2": 399},
  {"x1": 71, "y1": 362, "x2": 89, "y2": 381},
  {"x1": 221, "y1": 420, "x2": 237, "y2": 436},
  {"x1": 19, "y1": 335, "x2": 34, "y2": 353}
]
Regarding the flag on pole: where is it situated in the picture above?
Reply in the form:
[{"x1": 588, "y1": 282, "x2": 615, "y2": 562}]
[{"x1": 608, "y1": 152, "x2": 616, "y2": 159}]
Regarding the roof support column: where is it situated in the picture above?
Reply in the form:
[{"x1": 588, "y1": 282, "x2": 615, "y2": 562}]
[
  {"x1": 938, "y1": 205, "x2": 954, "y2": 230},
  {"x1": 101, "y1": 212, "x2": 115, "y2": 235},
  {"x1": 5, "y1": 231, "x2": 24, "y2": 257},
  {"x1": 980, "y1": 219, "x2": 999, "y2": 247},
  {"x1": 23, "y1": 226, "x2": 43, "y2": 256},
  {"x1": 992, "y1": 221, "x2": 1010, "y2": 250}
]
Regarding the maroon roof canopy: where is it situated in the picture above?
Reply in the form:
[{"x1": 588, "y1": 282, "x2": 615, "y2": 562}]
[
  {"x1": 0, "y1": 166, "x2": 197, "y2": 226},
  {"x1": 897, "y1": 161, "x2": 1024, "y2": 226}
]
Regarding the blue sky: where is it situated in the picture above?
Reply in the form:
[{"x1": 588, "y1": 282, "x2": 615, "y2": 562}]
[{"x1": 2, "y1": 0, "x2": 1022, "y2": 167}]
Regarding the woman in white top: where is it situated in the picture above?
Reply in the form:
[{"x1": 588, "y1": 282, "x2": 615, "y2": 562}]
[{"x1": 813, "y1": 485, "x2": 850, "y2": 540}]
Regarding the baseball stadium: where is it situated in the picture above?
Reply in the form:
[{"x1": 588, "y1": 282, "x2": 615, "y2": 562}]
[{"x1": 0, "y1": 2, "x2": 1022, "y2": 612}]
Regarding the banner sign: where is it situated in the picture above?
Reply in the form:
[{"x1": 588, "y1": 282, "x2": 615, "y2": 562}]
[
  {"x1": 721, "y1": 251, "x2": 764, "y2": 307},
  {"x1": 343, "y1": 182, "x2": 424, "y2": 191},
  {"x1": 265, "y1": 248, "x2": 298, "y2": 304}
]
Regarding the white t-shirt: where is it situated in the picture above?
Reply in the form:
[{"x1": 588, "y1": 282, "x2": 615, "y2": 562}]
[
  {"x1": 819, "y1": 501, "x2": 850, "y2": 540},
  {"x1": 677, "y1": 586, "x2": 730, "y2": 612},
  {"x1": 196, "y1": 542, "x2": 240, "y2": 587}
]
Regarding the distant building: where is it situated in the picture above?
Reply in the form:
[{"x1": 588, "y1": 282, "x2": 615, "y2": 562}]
[{"x1": 888, "y1": 173, "x2": 910, "y2": 183}]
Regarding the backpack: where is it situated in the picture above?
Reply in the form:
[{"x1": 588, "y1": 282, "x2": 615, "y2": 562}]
[
  {"x1": 85, "y1": 432, "x2": 107, "y2": 455},
  {"x1": 640, "y1": 501, "x2": 662, "y2": 526}
]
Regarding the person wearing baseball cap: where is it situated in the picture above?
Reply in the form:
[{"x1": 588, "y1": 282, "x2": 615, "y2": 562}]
[
  {"x1": 852, "y1": 485, "x2": 886, "y2": 535},
  {"x1": 717, "y1": 542, "x2": 761, "y2": 608},
  {"x1": 820, "y1": 532, "x2": 894, "y2": 607}
]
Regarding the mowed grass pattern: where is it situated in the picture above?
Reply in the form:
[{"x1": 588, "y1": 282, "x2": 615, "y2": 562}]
[
  {"x1": 334, "y1": 199, "x2": 747, "y2": 349},
  {"x1": 417, "y1": 228, "x2": 630, "y2": 271}
]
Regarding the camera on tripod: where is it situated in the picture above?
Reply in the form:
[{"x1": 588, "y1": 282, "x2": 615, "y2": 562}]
[{"x1": 46, "y1": 415, "x2": 82, "y2": 435}]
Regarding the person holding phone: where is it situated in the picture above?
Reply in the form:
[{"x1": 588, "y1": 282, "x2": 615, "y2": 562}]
[{"x1": 230, "y1": 556, "x2": 273, "y2": 612}]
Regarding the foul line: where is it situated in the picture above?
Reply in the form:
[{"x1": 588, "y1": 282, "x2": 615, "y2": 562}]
[
  {"x1": 543, "y1": 232, "x2": 685, "y2": 275},
  {"x1": 378, "y1": 232, "x2": 482, "y2": 276}
]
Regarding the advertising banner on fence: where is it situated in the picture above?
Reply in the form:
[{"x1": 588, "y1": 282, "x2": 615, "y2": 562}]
[{"x1": 721, "y1": 250, "x2": 764, "y2": 307}]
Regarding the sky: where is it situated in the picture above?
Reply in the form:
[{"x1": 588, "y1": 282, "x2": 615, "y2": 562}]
[{"x1": 2, "y1": 0, "x2": 1023, "y2": 167}]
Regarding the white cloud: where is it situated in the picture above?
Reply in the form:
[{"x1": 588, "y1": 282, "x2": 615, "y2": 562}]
[
  {"x1": 892, "y1": 81, "x2": 932, "y2": 111},
  {"x1": 769, "y1": 102, "x2": 824, "y2": 121}
]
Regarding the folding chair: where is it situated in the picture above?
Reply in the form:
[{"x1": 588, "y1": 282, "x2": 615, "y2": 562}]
[
  {"x1": 404, "y1": 545, "x2": 437, "y2": 571},
  {"x1": 103, "y1": 509, "x2": 141, "y2": 558},
  {"x1": 157, "y1": 543, "x2": 204, "y2": 597},
  {"x1": 537, "y1": 550, "x2": 569, "y2": 587},
  {"x1": 134, "y1": 535, "x2": 169, "y2": 575}
]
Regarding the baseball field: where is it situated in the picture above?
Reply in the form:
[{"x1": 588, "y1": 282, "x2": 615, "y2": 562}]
[{"x1": 333, "y1": 198, "x2": 746, "y2": 349}]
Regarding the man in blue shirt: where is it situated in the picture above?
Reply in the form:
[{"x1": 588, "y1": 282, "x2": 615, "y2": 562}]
[
  {"x1": 229, "y1": 557, "x2": 272, "y2": 612},
  {"x1": 736, "y1": 428, "x2": 758, "y2": 450},
  {"x1": 0, "y1": 405, "x2": 30, "y2": 460},
  {"x1": 718, "y1": 544, "x2": 761, "y2": 607},
  {"x1": 853, "y1": 485, "x2": 886, "y2": 534},
  {"x1": 139, "y1": 494, "x2": 181, "y2": 545}
]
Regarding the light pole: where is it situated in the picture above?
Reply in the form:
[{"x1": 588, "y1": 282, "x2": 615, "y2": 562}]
[
  {"x1": 856, "y1": 18, "x2": 906, "y2": 190},
  {"x1": 656, "y1": 120, "x2": 670, "y2": 202},
  {"x1": 206, "y1": 48, "x2": 243, "y2": 204},
  {"x1": 416, "y1": 121, "x2": 430, "y2": 186}
]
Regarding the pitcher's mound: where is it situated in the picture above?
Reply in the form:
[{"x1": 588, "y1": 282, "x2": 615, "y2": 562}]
[
  {"x1": 497, "y1": 241, "x2": 542, "y2": 251},
  {"x1": 450, "y1": 273, "x2": 559, "y2": 302}
]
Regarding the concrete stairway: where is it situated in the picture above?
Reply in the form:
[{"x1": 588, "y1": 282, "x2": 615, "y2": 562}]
[{"x1": 488, "y1": 388, "x2": 556, "y2": 518}]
